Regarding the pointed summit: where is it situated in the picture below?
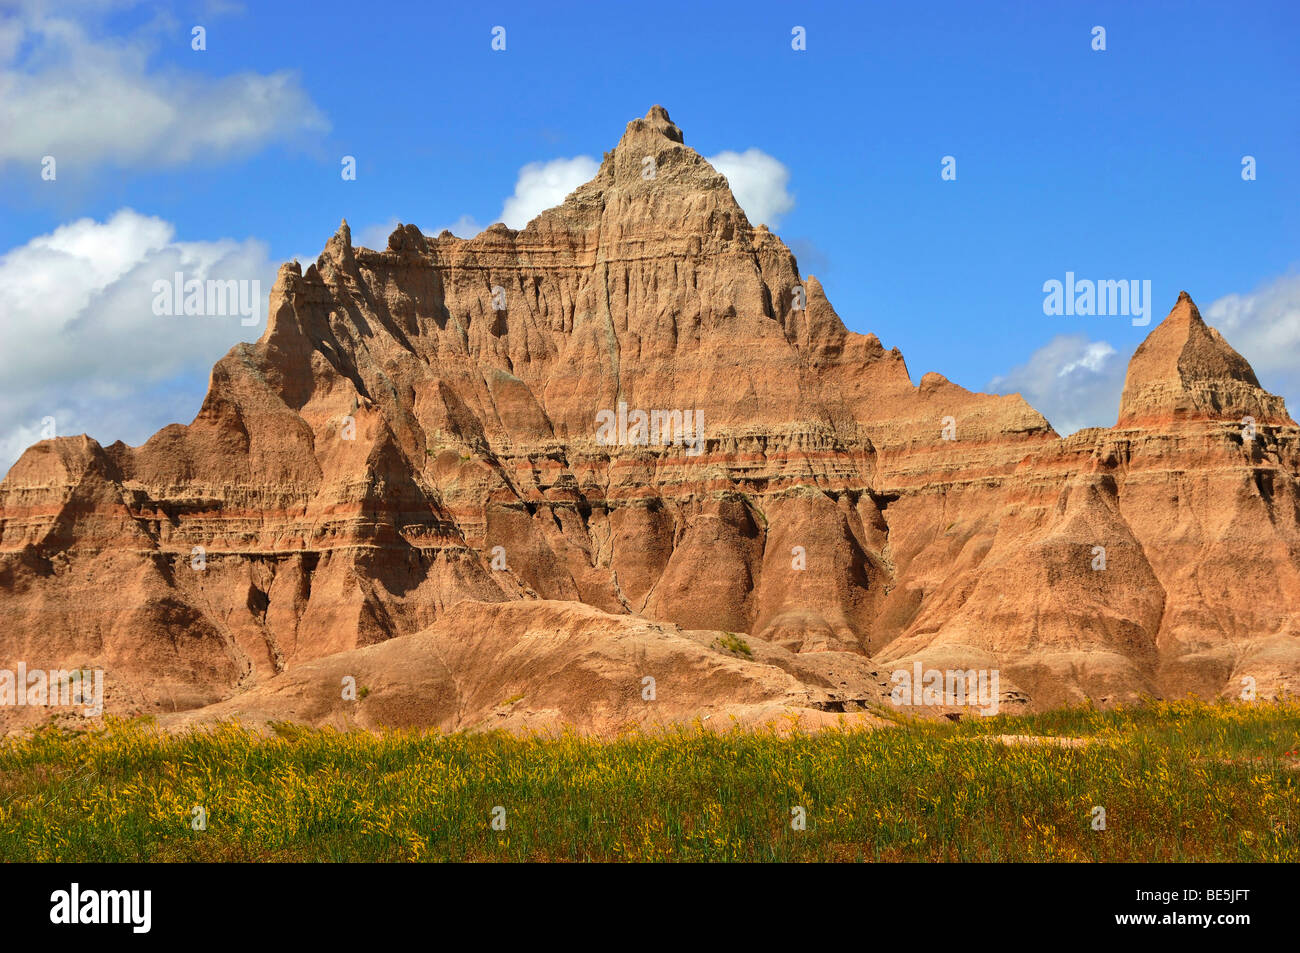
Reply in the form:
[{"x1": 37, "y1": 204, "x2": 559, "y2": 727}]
[
  {"x1": 1117, "y1": 292, "x2": 1291, "y2": 426},
  {"x1": 602, "y1": 104, "x2": 711, "y2": 187},
  {"x1": 1128, "y1": 291, "x2": 1258, "y2": 387},
  {"x1": 621, "y1": 104, "x2": 685, "y2": 146},
  {"x1": 538, "y1": 105, "x2": 740, "y2": 230},
  {"x1": 320, "y1": 216, "x2": 356, "y2": 270}
]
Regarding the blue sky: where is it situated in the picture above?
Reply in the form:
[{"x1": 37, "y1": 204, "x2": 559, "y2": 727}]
[{"x1": 1, "y1": 0, "x2": 1297, "y2": 468}]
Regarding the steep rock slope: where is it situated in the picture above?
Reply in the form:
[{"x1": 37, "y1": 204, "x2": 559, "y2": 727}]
[{"x1": 2, "y1": 107, "x2": 1297, "y2": 729}]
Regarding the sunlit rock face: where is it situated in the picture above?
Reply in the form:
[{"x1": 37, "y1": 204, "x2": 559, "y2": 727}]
[{"x1": 3, "y1": 107, "x2": 1297, "y2": 731}]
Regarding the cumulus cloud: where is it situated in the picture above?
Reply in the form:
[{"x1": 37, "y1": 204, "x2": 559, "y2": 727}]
[
  {"x1": 1204, "y1": 272, "x2": 1300, "y2": 406},
  {"x1": 354, "y1": 158, "x2": 597, "y2": 247},
  {"x1": 436, "y1": 215, "x2": 489, "y2": 239},
  {"x1": 988, "y1": 335, "x2": 1126, "y2": 435},
  {"x1": 355, "y1": 214, "x2": 487, "y2": 250},
  {"x1": 987, "y1": 273, "x2": 1300, "y2": 436},
  {"x1": 706, "y1": 149, "x2": 795, "y2": 227},
  {"x1": 355, "y1": 157, "x2": 599, "y2": 244},
  {"x1": 500, "y1": 157, "x2": 600, "y2": 229},
  {"x1": 357, "y1": 144, "x2": 796, "y2": 247},
  {"x1": 0, "y1": 210, "x2": 276, "y2": 472},
  {"x1": 0, "y1": 3, "x2": 328, "y2": 170},
  {"x1": 354, "y1": 218, "x2": 401, "y2": 251}
]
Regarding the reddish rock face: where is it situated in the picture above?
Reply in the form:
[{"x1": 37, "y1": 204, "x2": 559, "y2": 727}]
[
  {"x1": 1118, "y1": 291, "x2": 1289, "y2": 428},
  {"x1": 2, "y1": 106, "x2": 1297, "y2": 731}
]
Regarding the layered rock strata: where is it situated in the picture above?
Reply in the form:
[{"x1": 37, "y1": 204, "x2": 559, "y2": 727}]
[{"x1": 3, "y1": 106, "x2": 1297, "y2": 730}]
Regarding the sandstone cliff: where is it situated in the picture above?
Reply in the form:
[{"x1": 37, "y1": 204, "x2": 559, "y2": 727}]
[{"x1": 2, "y1": 106, "x2": 1297, "y2": 731}]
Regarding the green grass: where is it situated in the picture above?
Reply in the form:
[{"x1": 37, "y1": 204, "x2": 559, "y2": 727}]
[
  {"x1": 0, "y1": 699, "x2": 1295, "y2": 861},
  {"x1": 713, "y1": 632, "x2": 753, "y2": 658}
]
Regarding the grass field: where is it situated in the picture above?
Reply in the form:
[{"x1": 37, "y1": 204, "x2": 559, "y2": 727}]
[{"x1": 1, "y1": 699, "x2": 1296, "y2": 861}]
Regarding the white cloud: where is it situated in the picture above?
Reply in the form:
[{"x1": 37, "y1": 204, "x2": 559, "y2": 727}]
[
  {"x1": 706, "y1": 148, "x2": 795, "y2": 227},
  {"x1": 988, "y1": 335, "x2": 1125, "y2": 435},
  {"x1": 0, "y1": 210, "x2": 276, "y2": 472},
  {"x1": 1204, "y1": 272, "x2": 1300, "y2": 406},
  {"x1": 355, "y1": 156, "x2": 600, "y2": 245},
  {"x1": 355, "y1": 215, "x2": 486, "y2": 250},
  {"x1": 357, "y1": 144, "x2": 796, "y2": 248},
  {"x1": 0, "y1": 4, "x2": 328, "y2": 169},
  {"x1": 354, "y1": 218, "x2": 401, "y2": 251},
  {"x1": 500, "y1": 157, "x2": 600, "y2": 229},
  {"x1": 437, "y1": 215, "x2": 488, "y2": 239},
  {"x1": 986, "y1": 274, "x2": 1300, "y2": 436}
]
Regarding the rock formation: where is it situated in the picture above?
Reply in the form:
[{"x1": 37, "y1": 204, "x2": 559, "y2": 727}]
[{"x1": 2, "y1": 106, "x2": 1297, "y2": 732}]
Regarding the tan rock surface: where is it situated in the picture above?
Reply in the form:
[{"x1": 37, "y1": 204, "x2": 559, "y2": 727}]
[
  {"x1": 158, "y1": 599, "x2": 893, "y2": 735},
  {"x1": 2, "y1": 106, "x2": 1297, "y2": 733}
]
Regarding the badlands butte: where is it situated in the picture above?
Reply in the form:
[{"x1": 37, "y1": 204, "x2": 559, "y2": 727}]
[{"x1": 2, "y1": 106, "x2": 1299, "y2": 734}]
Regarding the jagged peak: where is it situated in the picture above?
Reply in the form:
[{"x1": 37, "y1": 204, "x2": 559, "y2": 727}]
[
  {"x1": 1125, "y1": 292, "x2": 1259, "y2": 388},
  {"x1": 1117, "y1": 292, "x2": 1290, "y2": 426},
  {"x1": 619, "y1": 104, "x2": 685, "y2": 147},
  {"x1": 317, "y1": 219, "x2": 356, "y2": 272},
  {"x1": 534, "y1": 105, "x2": 740, "y2": 230}
]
